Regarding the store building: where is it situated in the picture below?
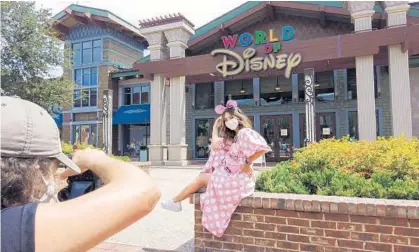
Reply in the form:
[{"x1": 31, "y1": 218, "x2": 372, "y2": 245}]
[
  {"x1": 52, "y1": 4, "x2": 148, "y2": 153},
  {"x1": 53, "y1": 1, "x2": 419, "y2": 163}
]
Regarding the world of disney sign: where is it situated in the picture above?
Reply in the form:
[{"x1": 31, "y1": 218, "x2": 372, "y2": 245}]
[{"x1": 210, "y1": 26, "x2": 302, "y2": 79}]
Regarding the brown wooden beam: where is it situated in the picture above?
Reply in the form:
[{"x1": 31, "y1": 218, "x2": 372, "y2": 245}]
[
  {"x1": 73, "y1": 15, "x2": 89, "y2": 25},
  {"x1": 318, "y1": 11, "x2": 326, "y2": 28},
  {"x1": 266, "y1": 4, "x2": 276, "y2": 21},
  {"x1": 53, "y1": 23, "x2": 70, "y2": 35},
  {"x1": 135, "y1": 24, "x2": 419, "y2": 79}
]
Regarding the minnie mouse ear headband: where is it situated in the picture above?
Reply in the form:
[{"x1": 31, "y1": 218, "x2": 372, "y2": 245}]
[{"x1": 215, "y1": 100, "x2": 238, "y2": 115}]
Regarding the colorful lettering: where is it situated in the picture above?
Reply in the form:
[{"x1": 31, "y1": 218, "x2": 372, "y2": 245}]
[
  {"x1": 255, "y1": 31, "x2": 266, "y2": 45},
  {"x1": 269, "y1": 29, "x2": 279, "y2": 42},
  {"x1": 282, "y1": 26, "x2": 295, "y2": 41},
  {"x1": 239, "y1": 32, "x2": 253, "y2": 47},
  {"x1": 264, "y1": 43, "x2": 273, "y2": 53},
  {"x1": 273, "y1": 42, "x2": 281, "y2": 53},
  {"x1": 221, "y1": 35, "x2": 238, "y2": 49}
]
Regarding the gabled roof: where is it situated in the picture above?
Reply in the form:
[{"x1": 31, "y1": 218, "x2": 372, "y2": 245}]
[
  {"x1": 52, "y1": 4, "x2": 146, "y2": 43},
  {"x1": 188, "y1": 1, "x2": 419, "y2": 49}
]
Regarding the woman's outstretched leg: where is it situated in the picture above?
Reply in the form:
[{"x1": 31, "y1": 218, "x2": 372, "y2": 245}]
[{"x1": 161, "y1": 172, "x2": 211, "y2": 212}]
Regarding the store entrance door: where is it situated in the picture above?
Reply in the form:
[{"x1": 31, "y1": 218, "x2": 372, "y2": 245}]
[
  {"x1": 260, "y1": 114, "x2": 293, "y2": 162},
  {"x1": 299, "y1": 112, "x2": 336, "y2": 147}
]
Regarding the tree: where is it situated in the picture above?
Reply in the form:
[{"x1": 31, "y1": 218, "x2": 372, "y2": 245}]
[{"x1": 1, "y1": 1, "x2": 73, "y2": 112}]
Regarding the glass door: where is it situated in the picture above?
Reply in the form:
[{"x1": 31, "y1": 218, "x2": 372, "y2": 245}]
[
  {"x1": 317, "y1": 112, "x2": 336, "y2": 141},
  {"x1": 261, "y1": 114, "x2": 293, "y2": 162}
]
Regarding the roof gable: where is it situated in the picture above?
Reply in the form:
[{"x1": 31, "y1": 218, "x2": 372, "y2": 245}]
[
  {"x1": 52, "y1": 4, "x2": 145, "y2": 42},
  {"x1": 189, "y1": 1, "x2": 419, "y2": 48}
]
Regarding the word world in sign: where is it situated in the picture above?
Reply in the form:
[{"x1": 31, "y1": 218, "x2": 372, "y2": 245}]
[{"x1": 211, "y1": 26, "x2": 302, "y2": 78}]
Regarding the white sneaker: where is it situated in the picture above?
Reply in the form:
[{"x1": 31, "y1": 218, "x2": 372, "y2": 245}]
[{"x1": 161, "y1": 198, "x2": 182, "y2": 212}]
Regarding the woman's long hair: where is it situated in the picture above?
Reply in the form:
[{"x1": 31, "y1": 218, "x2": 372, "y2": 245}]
[{"x1": 220, "y1": 107, "x2": 252, "y2": 143}]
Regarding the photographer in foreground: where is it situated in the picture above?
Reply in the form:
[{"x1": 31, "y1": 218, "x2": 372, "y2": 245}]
[{"x1": 1, "y1": 96, "x2": 161, "y2": 252}]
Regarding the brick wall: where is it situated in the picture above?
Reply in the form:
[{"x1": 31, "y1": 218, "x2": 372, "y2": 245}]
[
  {"x1": 190, "y1": 193, "x2": 419, "y2": 252},
  {"x1": 62, "y1": 125, "x2": 71, "y2": 143},
  {"x1": 410, "y1": 67, "x2": 419, "y2": 137},
  {"x1": 74, "y1": 112, "x2": 97, "y2": 121}
]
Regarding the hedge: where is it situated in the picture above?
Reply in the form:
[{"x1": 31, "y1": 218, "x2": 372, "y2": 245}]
[
  {"x1": 256, "y1": 136, "x2": 419, "y2": 200},
  {"x1": 61, "y1": 142, "x2": 131, "y2": 162}
]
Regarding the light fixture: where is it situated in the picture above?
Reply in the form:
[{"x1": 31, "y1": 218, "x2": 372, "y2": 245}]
[
  {"x1": 275, "y1": 76, "x2": 281, "y2": 91},
  {"x1": 240, "y1": 80, "x2": 245, "y2": 94}
]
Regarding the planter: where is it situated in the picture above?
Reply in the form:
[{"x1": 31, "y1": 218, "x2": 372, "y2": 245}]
[{"x1": 190, "y1": 192, "x2": 419, "y2": 252}]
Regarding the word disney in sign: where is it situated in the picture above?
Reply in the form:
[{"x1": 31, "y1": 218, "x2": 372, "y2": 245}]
[{"x1": 211, "y1": 26, "x2": 302, "y2": 78}]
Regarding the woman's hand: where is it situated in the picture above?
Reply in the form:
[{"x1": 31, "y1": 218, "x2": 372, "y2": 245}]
[
  {"x1": 240, "y1": 163, "x2": 253, "y2": 177},
  {"x1": 213, "y1": 116, "x2": 223, "y2": 131}
]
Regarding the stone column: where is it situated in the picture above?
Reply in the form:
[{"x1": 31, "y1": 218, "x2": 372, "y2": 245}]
[
  {"x1": 346, "y1": 1, "x2": 377, "y2": 141},
  {"x1": 143, "y1": 32, "x2": 168, "y2": 165},
  {"x1": 382, "y1": 1, "x2": 413, "y2": 137},
  {"x1": 165, "y1": 27, "x2": 193, "y2": 166}
]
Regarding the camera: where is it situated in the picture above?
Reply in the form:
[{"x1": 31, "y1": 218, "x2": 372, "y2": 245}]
[{"x1": 57, "y1": 170, "x2": 103, "y2": 202}]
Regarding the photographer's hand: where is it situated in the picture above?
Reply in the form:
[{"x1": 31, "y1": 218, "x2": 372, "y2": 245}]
[{"x1": 35, "y1": 148, "x2": 161, "y2": 252}]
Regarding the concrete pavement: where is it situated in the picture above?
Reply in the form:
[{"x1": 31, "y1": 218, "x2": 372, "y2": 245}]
[{"x1": 89, "y1": 168, "x2": 201, "y2": 252}]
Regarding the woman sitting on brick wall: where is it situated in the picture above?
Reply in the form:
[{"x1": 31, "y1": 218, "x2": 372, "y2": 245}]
[{"x1": 161, "y1": 100, "x2": 271, "y2": 237}]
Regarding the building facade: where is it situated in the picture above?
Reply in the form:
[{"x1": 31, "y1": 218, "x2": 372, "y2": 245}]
[
  {"x1": 52, "y1": 5, "x2": 147, "y2": 152},
  {"x1": 53, "y1": 1, "x2": 419, "y2": 164}
]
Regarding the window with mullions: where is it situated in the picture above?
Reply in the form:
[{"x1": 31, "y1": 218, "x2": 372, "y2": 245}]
[
  {"x1": 348, "y1": 110, "x2": 380, "y2": 140},
  {"x1": 224, "y1": 79, "x2": 253, "y2": 106},
  {"x1": 347, "y1": 68, "x2": 379, "y2": 100},
  {"x1": 72, "y1": 39, "x2": 102, "y2": 65},
  {"x1": 73, "y1": 67, "x2": 98, "y2": 108},
  {"x1": 260, "y1": 76, "x2": 292, "y2": 105},
  {"x1": 298, "y1": 71, "x2": 335, "y2": 102},
  {"x1": 195, "y1": 82, "x2": 214, "y2": 110},
  {"x1": 72, "y1": 124, "x2": 97, "y2": 146},
  {"x1": 124, "y1": 86, "x2": 150, "y2": 105}
]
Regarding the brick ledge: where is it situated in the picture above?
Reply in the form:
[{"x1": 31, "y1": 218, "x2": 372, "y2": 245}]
[{"x1": 190, "y1": 192, "x2": 419, "y2": 219}]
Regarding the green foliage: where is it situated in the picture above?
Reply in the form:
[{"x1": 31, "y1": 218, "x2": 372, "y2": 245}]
[
  {"x1": 256, "y1": 136, "x2": 419, "y2": 200},
  {"x1": 61, "y1": 141, "x2": 74, "y2": 155},
  {"x1": 109, "y1": 155, "x2": 131, "y2": 162},
  {"x1": 1, "y1": 1, "x2": 73, "y2": 112},
  {"x1": 60, "y1": 142, "x2": 131, "y2": 162}
]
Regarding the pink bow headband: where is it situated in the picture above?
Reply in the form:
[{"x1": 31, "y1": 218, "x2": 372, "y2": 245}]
[{"x1": 215, "y1": 100, "x2": 238, "y2": 115}]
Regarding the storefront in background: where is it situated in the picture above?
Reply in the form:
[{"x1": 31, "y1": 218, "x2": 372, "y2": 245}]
[{"x1": 113, "y1": 81, "x2": 151, "y2": 161}]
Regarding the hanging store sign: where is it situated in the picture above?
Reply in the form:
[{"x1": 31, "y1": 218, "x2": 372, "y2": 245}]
[{"x1": 211, "y1": 26, "x2": 302, "y2": 79}]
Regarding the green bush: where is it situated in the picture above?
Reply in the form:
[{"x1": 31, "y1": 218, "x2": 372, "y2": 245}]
[
  {"x1": 256, "y1": 136, "x2": 419, "y2": 200},
  {"x1": 109, "y1": 154, "x2": 131, "y2": 162},
  {"x1": 60, "y1": 142, "x2": 131, "y2": 162}
]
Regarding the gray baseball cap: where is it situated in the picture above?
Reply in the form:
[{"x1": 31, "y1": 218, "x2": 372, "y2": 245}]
[{"x1": 1, "y1": 96, "x2": 81, "y2": 173}]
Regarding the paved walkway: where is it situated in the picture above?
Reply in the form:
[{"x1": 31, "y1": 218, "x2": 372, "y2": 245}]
[{"x1": 89, "y1": 168, "x2": 201, "y2": 252}]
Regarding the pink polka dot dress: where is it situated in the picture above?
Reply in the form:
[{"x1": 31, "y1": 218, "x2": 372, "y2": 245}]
[{"x1": 200, "y1": 128, "x2": 271, "y2": 237}]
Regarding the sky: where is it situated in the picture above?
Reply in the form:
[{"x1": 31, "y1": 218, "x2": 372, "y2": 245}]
[
  {"x1": 36, "y1": 0, "x2": 417, "y2": 77},
  {"x1": 35, "y1": 0, "x2": 248, "y2": 30},
  {"x1": 35, "y1": 0, "x2": 248, "y2": 77}
]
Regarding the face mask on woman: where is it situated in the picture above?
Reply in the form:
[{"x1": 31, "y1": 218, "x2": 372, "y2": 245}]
[
  {"x1": 34, "y1": 172, "x2": 58, "y2": 203},
  {"x1": 225, "y1": 118, "x2": 239, "y2": 131}
]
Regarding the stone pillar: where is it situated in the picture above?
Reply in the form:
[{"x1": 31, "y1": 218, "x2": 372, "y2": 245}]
[
  {"x1": 304, "y1": 68, "x2": 316, "y2": 145},
  {"x1": 102, "y1": 89, "x2": 113, "y2": 154},
  {"x1": 346, "y1": 1, "x2": 377, "y2": 141},
  {"x1": 381, "y1": 1, "x2": 413, "y2": 137},
  {"x1": 165, "y1": 27, "x2": 193, "y2": 166},
  {"x1": 143, "y1": 32, "x2": 168, "y2": 165}
]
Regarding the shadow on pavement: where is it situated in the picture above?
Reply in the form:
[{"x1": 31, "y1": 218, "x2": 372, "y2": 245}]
[{"x1": 142, "y1": 238, "x2": 194, "y2": 252}]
